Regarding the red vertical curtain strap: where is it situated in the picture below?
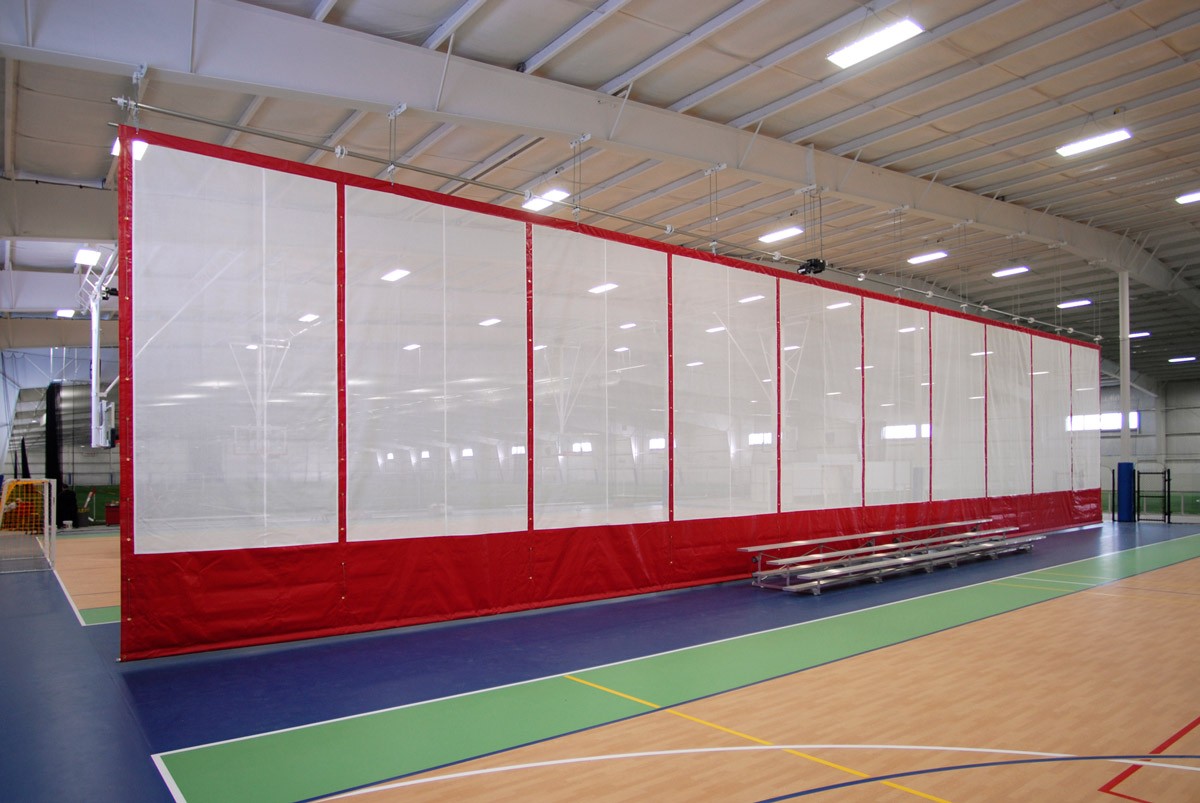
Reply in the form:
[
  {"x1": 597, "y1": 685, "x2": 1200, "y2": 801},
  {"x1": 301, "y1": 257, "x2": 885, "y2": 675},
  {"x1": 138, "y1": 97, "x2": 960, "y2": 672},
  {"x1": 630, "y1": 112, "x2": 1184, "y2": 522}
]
[
  {"x1": 117, "y1": 126, "x2": 135, "y2": 647},
  {"x1": 775, "y1": 278, "x2": 782, "y2": 514},
  {"x1": 1068, "y1": 346, "x2": 1075, "y2": 487},
  {"x1": 526, "y1": 223, "x2": 535, "y2": 533},
  {"x1": 927, "y1": 310, "x2": 933, "y2": 502},
  {"x1": 1029, "y1": 334, "x2": 1035, "y2": 495},
  {"x1": 667, "y1": 253, "x2": 675, "y2": 522},
  {"x1": 336, "y1": 183, "x2": 348, "y2": 545},
  {"x1": 983, "y1": 326, "x2": 989, "y2": 498},
  {"x1": 859, "y1": 298, "x2": 866, "y2": 508}
]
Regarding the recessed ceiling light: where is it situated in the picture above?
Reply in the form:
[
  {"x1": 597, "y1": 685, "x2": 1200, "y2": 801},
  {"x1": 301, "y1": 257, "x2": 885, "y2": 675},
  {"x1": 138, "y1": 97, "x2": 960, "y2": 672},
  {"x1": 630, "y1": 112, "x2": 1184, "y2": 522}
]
[
  {"x1": 479, "y1": 318, "x2": 501, "y2": 326},
  {"x1": 111, "y1": 138, "x2": 149, "y2": 160},
  {"x1": 758, "y1": 226, "x2": 803, "y2": 244},
  {"x1": 298, "y1": 313, "x2": 319, "y2": 322},
  {"x1": 1128, "y1": 331, "x2": 1150, "y2": 339},
  {"x1": 907, "y1": 251, "x2": 947, "y2": 265},
  {"x1": 381, "y1": 269, "x2": 410, "y2": 282},
  {"x1": 738, "y1": 294, "x2": 766, "y2": 303},
  {"x1": 1168, "y1": 356, "x2": 1196, "y2": 363},
  {"x1": 522, "y1": 188, "x2": 570, "y2": 211},
  {"x1": 55, "y1": 309, "x2": 76, "y2": 318},
  {"x1": 589, "y1": 282, "x2": 618, "y2": 294},
  {"x1": 1056, "y1": 129, "x2": 1131, "y2": 157},
  {"x1": 1176, "y1": 191, "x2": 1200, "y2": 204},
  {"x1": 828, "y1": 18, "x2": 923, "y2": 69},
  {"x1": 992, "y1": 265, "x2": 1029, "y2": 278},
  {"x1": 1056, "y1": 299, "x2": 1091, "y2": 309}
]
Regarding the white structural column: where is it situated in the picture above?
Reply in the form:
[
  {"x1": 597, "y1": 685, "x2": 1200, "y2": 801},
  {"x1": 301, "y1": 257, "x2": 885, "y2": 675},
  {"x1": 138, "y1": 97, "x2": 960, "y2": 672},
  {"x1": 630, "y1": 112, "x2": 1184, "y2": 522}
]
[{"x1": 1119, "y1": 270, "x2": 1132, "y2": 464}]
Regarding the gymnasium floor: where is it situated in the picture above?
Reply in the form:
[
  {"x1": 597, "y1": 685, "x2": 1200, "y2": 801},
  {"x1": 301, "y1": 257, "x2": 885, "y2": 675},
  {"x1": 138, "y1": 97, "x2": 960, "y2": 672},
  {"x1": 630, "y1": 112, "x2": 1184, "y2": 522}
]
[{"x1": 2, "y1": 520, "x2": 1198, "y2": 802}]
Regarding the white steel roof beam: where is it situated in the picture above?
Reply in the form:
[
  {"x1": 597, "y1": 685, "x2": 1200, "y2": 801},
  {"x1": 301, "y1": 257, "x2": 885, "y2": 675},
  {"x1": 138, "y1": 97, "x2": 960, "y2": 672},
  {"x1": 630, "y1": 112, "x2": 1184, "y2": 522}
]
[
  {"x1": 519, "y1": 0, "x2": 635, "y2": 75},
  {"x1": 2, "y1": 0, "x2": 1197, "y2": 310},
  {"x1": 597, "y1": 0, "x2": 769, "y2": 95},
  {"x1": 423, "y1": 0, "x2": 488, "y2": 50},
  {"x1": 782, "y1": 0, "x2": 1140, "y2": 144},
  {"x1": 668, "y1": 0, "x2": 905, "y2": 114},
  {"x1": 725, "y1": 0, "x2": 1020, "y2": 130},
  {"x1": 858, "y1": 13, "x2": 1200, "y2": 163}
]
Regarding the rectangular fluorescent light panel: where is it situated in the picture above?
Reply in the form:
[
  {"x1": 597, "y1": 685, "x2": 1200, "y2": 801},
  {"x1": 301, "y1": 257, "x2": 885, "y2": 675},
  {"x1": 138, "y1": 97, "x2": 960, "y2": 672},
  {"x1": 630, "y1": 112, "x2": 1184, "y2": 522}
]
[
  {"x1": 298, "y1": 313, "x2": 320, "y2": 322},
  {"x1": 992, "y1": 265, "x2": 1029, "y2": 278},
  {"x1": 826, "y1": 301, "x2": 852, "y2": 310},
  {"x1": 907, "y1": 251, "x2": 947, "y2": 265},
  {"x1": 738, "y1": 294, "x2": 766, "y2": 304},
  {"x1": 381, "y1": 269, "x2": 410, "y2": 282},
  {"x1": 1128, "y1": 331, "x2": 1150, "y2": 339},
  {"x1": 1056, "y1": 129, "x2": 1131, "y2": 157},
  {"x1": 1056, "y1": 299, "x2": 1092, "y2": 309},
  {"x1": 479, "y1": 318, "x2": 501, "y2": 326},
  {"x1": 75, "y1": 248, "x2": 102, "y2": 267},
  {"x1": 1168, "y1": 356, "x2": 1196, "y2": 363},
  {"x1": 1176, "y1": 191, "x2": 1200, "y2": 204},
  {"x1": 758, "y1": 226, "x2": 803, "y2": 243},
  {"x1": 55, "y1": 309, "x2": 76, "y2": 318},
  {"x1": 589, "y1": 283, "x2": 618, "y2": 294},
  {"x1": 402, "y1": 344, "x2": 420, "y2": 351},
  {"x1": 706, "y1": 326, "x2": 726, "y2": 333},
  {"x1": 522, "y1": 188, "x2": 570, "y2": 211},
  {"x1": 828, "y1": 18, "x2": 923, "y2": 69}
]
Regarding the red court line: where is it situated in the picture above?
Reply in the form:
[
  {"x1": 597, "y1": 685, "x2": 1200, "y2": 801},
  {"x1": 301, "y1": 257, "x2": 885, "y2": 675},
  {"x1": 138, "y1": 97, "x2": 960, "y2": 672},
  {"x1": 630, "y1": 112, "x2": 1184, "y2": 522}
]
[{"x1": 1098, "y1": 713, "x2": 1200, "y2": 801}]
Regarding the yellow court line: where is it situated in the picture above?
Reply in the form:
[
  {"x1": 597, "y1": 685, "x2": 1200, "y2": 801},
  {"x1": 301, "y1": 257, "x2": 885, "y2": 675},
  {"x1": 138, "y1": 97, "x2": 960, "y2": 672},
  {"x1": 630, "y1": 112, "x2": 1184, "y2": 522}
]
[
  {"x1": 1035, "y1": 571, "x2": 1120, "y2": 582},
  {"x1": 563, "y1": 675, "x2": 953, "y2": 803}
]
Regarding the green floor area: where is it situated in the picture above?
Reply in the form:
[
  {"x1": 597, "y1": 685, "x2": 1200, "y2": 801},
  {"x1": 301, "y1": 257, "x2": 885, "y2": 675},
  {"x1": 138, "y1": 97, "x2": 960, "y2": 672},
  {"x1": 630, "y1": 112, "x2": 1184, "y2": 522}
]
[
  {"x1": 157, "y1": 533, "x2": 1200, "y2": 803},
  {"x1": 80, "y1": 605, "x2": 120, "y2": 625}
]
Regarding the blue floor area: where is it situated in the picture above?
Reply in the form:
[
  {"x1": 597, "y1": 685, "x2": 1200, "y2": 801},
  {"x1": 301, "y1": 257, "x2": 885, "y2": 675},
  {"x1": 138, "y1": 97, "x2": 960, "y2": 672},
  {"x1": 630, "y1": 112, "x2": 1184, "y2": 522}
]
[{"x1": 2, "y1": 519, "x2": 1196, "y2": 801}]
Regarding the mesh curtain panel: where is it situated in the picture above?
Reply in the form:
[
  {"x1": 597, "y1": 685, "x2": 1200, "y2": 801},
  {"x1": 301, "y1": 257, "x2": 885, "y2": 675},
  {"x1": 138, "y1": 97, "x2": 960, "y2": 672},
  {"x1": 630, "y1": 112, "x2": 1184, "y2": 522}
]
[
  {"x1": 132, "y1": 147, "x2": 338, "y2": 553},
  {"x1": 931, "y1": 313, "x2": 986, "y2": 500}
]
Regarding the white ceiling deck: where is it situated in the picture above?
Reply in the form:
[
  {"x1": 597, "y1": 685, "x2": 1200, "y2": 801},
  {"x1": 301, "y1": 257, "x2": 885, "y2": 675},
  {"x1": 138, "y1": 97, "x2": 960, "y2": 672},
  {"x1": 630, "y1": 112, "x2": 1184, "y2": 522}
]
[{"x1": 1, "y1": 0, "x2": 1198, "y2": 391}]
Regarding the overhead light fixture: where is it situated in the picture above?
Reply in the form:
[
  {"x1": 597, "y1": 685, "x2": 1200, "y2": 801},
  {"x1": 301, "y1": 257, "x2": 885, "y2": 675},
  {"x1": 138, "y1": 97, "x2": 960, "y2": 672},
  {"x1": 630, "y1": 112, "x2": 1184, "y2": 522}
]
[
  {"x1": 1176, "y1": 191, "x2": 1200, "y2": 204},
  {"x1": 402, "y1": 344, "x2": 420, "y2": 351},
  {"x1": 589, "y1": 282, "x2": 618, "y2": 294},
  {"x1": 828, "y1": 18, "x2": 923, "y2": 69},
  {"x1": 613, "y1": 347, "x2": 629, "y2": 353},
  {"x1": 1056, "y1": 129, "x2": 1131, "y2": 157},
  {"x1": 1128, "y1": 331, "x2": 1150, "y2": 339},
  {"x1": 898, "y1": 327, "x2": 917, "y2": 333},
  {"x1": 522, "y1": 188, "x2": 570, "y2": 211},
  {"x1": 783, "y1": 345, "x2": 800, "y2": 351},
  {"x1": 619, "y1": 322, "x2": 637, "y2": 329},
  {"x1": 907, "y1": 251, "x2": 947, "y2": 265},
  {"x1": 298, "y1": 313, "x2": 319, "y2": 322},
  {"x1": 1056, "y1": 299, "x2": 1091, "y2": 309},
  {"x1": 111, "y1": 138, "x2": 149, "y2": 160},
  {"x1": 970, "y1": 351, "x2": 993, "y2": 357},
  {"x1": 686, "y1": 361, "x2": 704, "y2": 367},
  {"x1": 74, "y1": 248, "x2": 103, "y2": 267},
  {"x1": 533, "y1": 344, "x2": 546, "y2": 351},
  {"x1": 55, "y1": 309, "x2": 76, "y2": 318},
  {"x1": 381, "y1": 269, "x2": 410, "y2": 282},
  {"x1": 479, "y1": 318, "x2": 501, "y2": 327},
  {"x1": 992, "y1": 265, "x2": 1029, "y2": 278},
  {"x1": 245, "y1": 344, "x2": 259, "y2": 350},
  {"x1": 706, "y1": 326, "x2": 726, "y2": 333},
  {"x1": 826, "y1": 301, "x2": 852, "y2": 310},
  {"x1": 738, "y1": 294, "x2": 765, "y2": 304},
  {"x1": 758, "y1": 226, "x2": 803, "y2": 244},
  {"x1": 1168, "y1": 356, "x2": 1196, "y2": 363}
]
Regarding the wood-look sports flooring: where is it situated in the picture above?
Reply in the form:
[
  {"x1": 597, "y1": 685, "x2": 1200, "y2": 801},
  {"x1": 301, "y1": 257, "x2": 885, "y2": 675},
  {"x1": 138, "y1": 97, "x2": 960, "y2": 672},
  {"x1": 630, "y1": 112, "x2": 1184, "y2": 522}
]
[{"x1": 332, "y1": 559, "x2": 1200, "y2": 802}]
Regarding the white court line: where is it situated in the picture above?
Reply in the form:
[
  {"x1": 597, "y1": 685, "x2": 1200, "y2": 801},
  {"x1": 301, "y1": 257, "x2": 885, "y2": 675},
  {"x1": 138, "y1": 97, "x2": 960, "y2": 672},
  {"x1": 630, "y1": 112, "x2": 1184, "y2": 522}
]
[
  {"x1": 152, "y1": 531, "x2": 1200, "y2": 773},
  {"x1": 154, "y1": 525, "x2": 1200, "y2": 801},
  {"x1": 151, "y1": 754, "x2": 188, "y2": 803},
  {"x1": 317, "y1": 743, "x2": 1200, "y2": 798},
  {"x1": 52, "y1": 567, "x2": 86, "y2": 627}
]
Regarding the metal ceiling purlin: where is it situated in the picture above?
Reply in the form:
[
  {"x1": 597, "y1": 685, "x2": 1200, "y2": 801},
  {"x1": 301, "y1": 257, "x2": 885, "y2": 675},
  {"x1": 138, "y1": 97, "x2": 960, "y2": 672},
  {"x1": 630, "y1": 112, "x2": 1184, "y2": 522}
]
[
  {"x1": 3, "y1": 0, "x2": 1198, "y2": 314},
  {"x1": 519, "y1": 0, "x2": 635, "y2": 75}
]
